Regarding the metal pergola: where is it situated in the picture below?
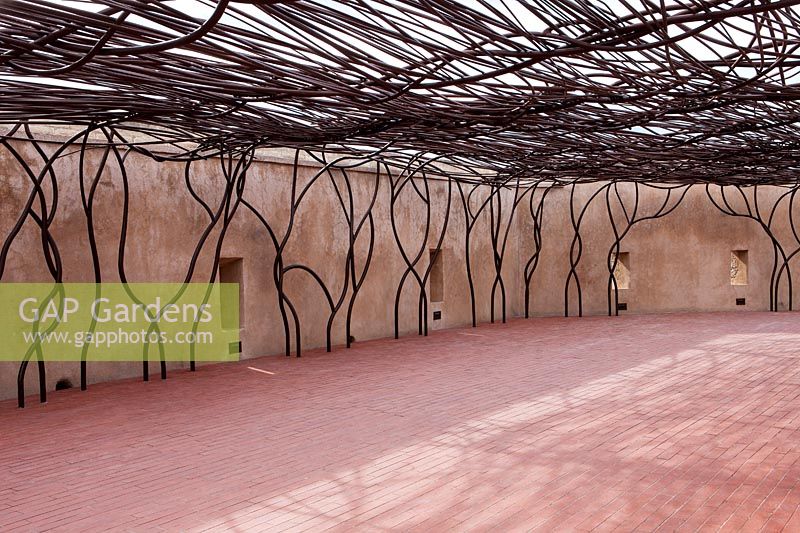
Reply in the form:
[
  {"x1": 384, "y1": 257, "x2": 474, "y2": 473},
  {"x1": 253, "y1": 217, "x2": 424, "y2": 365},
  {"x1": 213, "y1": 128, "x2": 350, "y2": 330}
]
[{"x1": 3, "y1": 0, "x2": 800, "y2": 406}]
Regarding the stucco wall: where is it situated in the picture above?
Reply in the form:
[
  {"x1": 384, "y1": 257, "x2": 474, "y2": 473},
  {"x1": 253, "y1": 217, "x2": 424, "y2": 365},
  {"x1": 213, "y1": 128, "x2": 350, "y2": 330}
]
[
  {"x1": 1, "y1": 137, "x2": 798, "y2": 402},
  {"x1": 524, "y1": 182, "x2": 795, "y2": 316},
  {"x1": 0, "y1": 140, "x2": 524, "y2": 400}
]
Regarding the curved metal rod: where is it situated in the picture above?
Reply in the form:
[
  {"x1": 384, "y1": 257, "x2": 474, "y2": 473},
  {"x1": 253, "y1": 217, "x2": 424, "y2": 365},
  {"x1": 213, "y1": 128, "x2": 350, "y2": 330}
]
[
  {"x1": 417, "y1": 170, "x2": 452, "y2": 336},
  {"x1": 390, "y1": 158, "x2": 432, "y2": 338},
  {"x1": 523, "y1": 180, "x2": 552, "y2": 318},
  {"x1": 705, "y1": 184, "x2": 793, "y2": 311},
  {"x1": 456, "y1": 176, "x2": 515, "y2": 326},
  {"x1": 274, "y1": 145, "x2": 392, "y2": 356},
  {"x1": 564, "y1": 182, "x2": 611, "y2": 317},
  {"x1": 605, "y1": 182, "x2": 690, "y2": 316},
  {"x1": 4, "y1": 125, "x2": 87, "y2": 407},
  {"x1": 489, "y1": 175, "x2": 523, "y2": 324},
  {"x1": 387, "y1": 154, "x2": 449, "y2": 338},
  {"x1": 774, "y1": 184, "x2": 800, "y2": 304},
  {"x1": 77, "y1": 125, "x2": 108, "y2": 389}
]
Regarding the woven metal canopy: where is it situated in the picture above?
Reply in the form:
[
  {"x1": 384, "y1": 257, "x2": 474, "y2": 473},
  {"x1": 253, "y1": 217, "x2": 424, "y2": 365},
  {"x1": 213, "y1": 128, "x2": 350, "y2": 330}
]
[
  {"x1": 6, "y1": 2, "x2": 800, "y2": 408},
  {"x1": 3, "y1": 1, "x2": 800, "y2": 183}
]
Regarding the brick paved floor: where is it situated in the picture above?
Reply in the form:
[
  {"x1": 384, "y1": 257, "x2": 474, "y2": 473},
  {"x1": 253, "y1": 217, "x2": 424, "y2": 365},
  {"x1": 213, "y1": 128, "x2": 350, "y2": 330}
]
[{"x1": 3, "y1": 312, "x2": 800, "y2": 531}]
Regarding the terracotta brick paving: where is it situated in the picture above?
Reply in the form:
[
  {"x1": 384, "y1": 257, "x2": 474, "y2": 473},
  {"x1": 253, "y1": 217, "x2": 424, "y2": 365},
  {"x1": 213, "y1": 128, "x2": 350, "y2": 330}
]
[{"x1": 3, "y1": 311, "x2": 800, "y2": 531}]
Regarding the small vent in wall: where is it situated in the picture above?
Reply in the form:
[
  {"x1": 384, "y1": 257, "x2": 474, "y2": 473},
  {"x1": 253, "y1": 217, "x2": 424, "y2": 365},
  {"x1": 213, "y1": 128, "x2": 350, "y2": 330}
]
[
  {"x1": 617, "y1": 302, "x2": 628, "y2": 311},
  {"x1": 433, "y1": 310, "x2": 442, "y2": 320},
  {"x1": 736, "y1": 298, "x2": 746, "y2": 306}
]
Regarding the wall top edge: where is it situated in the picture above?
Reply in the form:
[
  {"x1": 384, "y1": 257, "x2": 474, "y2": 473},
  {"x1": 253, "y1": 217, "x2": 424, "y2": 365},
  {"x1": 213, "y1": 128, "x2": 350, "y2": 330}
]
[{"x1": 4, "y1": 123, "x2": 521, "y2": 185}]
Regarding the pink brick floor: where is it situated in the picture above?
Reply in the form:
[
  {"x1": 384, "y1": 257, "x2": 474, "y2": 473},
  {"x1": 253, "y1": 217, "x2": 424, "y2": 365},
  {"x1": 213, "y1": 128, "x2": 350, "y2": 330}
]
[{"x1": 3, "y1": 311, "x2": 800, "y2": 531}]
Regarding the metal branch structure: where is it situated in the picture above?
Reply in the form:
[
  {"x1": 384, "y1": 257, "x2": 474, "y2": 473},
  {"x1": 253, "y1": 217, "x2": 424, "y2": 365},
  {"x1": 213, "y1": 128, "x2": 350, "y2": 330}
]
[
  {"x1": 5, "y1": 1, "x2": 800, "y2": 406},
  {"x1": 605, "y1": 183, "x2": 690, "y2": 316},
  {"x1": 705, "y1": 183, "x2": 800, "y2": 311},
  {"x1": 4, "y1": 0, "x2": 800, "y2": 182}
]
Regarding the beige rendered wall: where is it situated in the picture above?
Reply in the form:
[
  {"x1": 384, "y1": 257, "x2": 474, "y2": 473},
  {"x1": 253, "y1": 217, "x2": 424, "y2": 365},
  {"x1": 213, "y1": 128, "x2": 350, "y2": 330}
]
[
  {"x1": 0, "y1": 140, "x2": 524, "y2": 400},
  {"x1": 524, "y1": 182, "x2": 795, "y2": 316},
  {"x1": 1, "y1": 138, "x2": 797, "y2": 402}
]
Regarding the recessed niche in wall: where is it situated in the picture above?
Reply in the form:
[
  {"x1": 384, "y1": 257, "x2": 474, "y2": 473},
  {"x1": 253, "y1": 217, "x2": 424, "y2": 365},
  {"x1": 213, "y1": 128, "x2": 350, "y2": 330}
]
[
  {"x1": 429, "y1": 249, "x2": 444, "y2": 303},
  {"x1": 219, "y1": 257, "x2": 244, "y2": 330},
  {"x1": 730, "y1": 250, "x2": 748, "y2": 286},
  {"x1": 612, "y1": 252, "x2": 631, "y2": 289}
]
